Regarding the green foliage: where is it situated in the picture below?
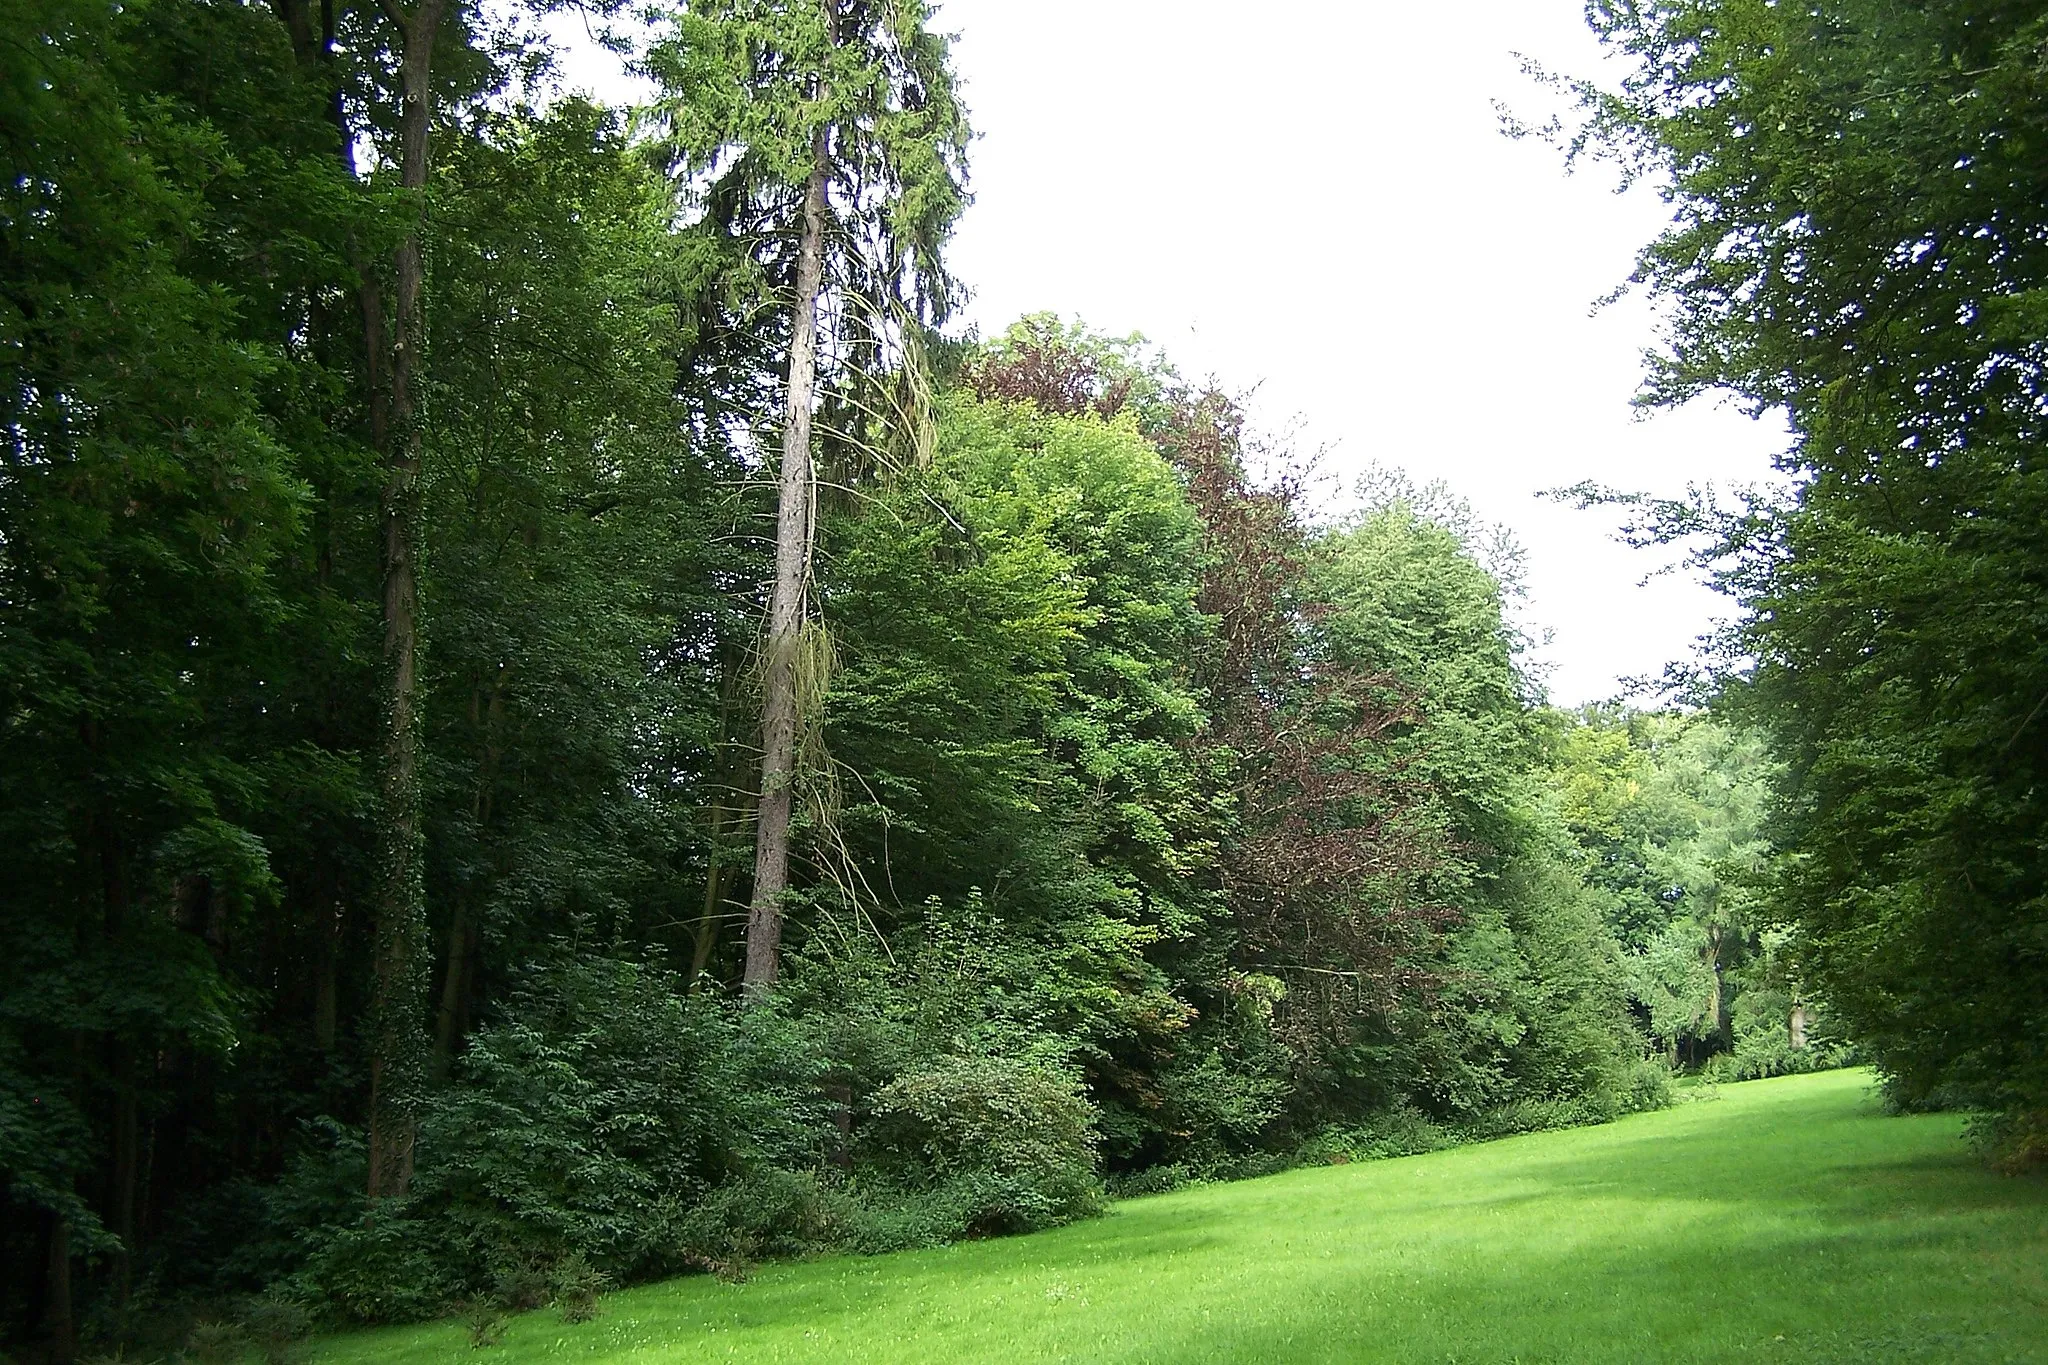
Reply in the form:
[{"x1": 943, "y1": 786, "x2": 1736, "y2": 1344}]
[
  {"x1": 270, "y1": 957, "x2": 828, "y2": 1319},
  {"x1": 422, "y1": 959, "x2": 824, "y2": 1276},
  {"x1": 462, "y1": 1300, "x2": 507, "y2": 1349},
  {"x1": 865, "y1": 1058, "x2": 1102, "y2": 1235},
  {"x1": 0, "y1": 0, "x2": 1769, "y2": 1347},
  {"x1": 1304, "y1": 496, "x2": 1646, "y2": 1123},
  {"x1": 183, "y1": 1320, "x2": 248, "y2": 1365},
  {"x1": 817, "y1": 395, "x2": 1222, "y2": 1164},
  {"x1": 241, "y1": 1297, "x2": 312, "y2": 1365},
  {"x1": 1572, "y1": 0, "x2": 2048, "y2": 1134},
  {"x1": 646, "y1": 0, "x2": 969, "y2": 318},
  {"x1": 0, "y1": 0, "x2": 337, "y2": 1323},
  {"x1": 548, "y1": 1255, "x2": 606, "y2": 1326},
  {"x1": 1547, "y1": 707, "x2": 1825, "y2": 1080}
]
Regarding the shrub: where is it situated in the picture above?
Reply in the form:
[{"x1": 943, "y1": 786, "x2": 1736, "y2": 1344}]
[
  {"x1": 1108, "y1": 1162, "x2": 1198, "y2": 1198},
  {"x1": 241, "y1": 1295, "x2": 313, "y2": 1365},
  {"x1": 425, "y1": 957, "x2": 829, "y2": 1282},
  {"x1": 1466, "y1": 1097, "x2": 1604, "y2": 1140},
  {"x1": 675, "y1": 1168, "x2": 853, "y2": 1273},
  {"x1": 863, "y1": 1056, "x2": 1102, "y2": 1235},
  {"x1": 1696, "y1": 993, "x2": 1853, "y2": 1083},
  {"x1": 1616, "y1": 1055, "x2": 1676, "y2": 1113},
  {"x1": 551, "y1": 1253, "x2": 608, "y2": 1324},
  {"x1": 290, "y1": 1207, "x2": 467, "y2": 1324},
  {"x1": 1303, "y1": 1106, "x2": 1456, "y2": 1164},
  {"x1": 461, "y1": 1300, "x2": 506, "y2": 1349},
  {"x1": 184, "y1": 1320, "x2": 248, "y2": 1365},
  {"x1": 488, "y1": 1253, "x2": 555, "y2": 1313},
  {"x1": 1971, "y1": 1109, "x2": 2048, "y2": 1175}
]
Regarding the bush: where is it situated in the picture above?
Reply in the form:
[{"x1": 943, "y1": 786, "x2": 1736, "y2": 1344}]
[
  {"x1": 424, "y1": 957, "x2": 829, "y2": 1282},
  {"x1": 291, "y1": 1208, "x2": 467, "y2": 1324},
  {"x1": 550, "y1": 1253, "x2": 608, "y2": 1324},
  {"x1": 1107, "y1": 1162, "x2": 1199, "y2": 1198},
  {"x1": 461, "y1": 1299, "x2": 507, "y2": 1349},
  {"x1": 264, "y1": 956, "x2": 835, "y2": 1322},
  {"x1": 1615, "y1": 1055, "x2": 1677, "y2": 1113},
  {"x1": 1697, "y1": 992, "x2": 1853, "y2": 1083},
  {"x1": 675, "y1": 1168, "x2": 855, "y2": 1272},
  {"x1": 1970, "y1": 1109, "x2": 2048, "y2": 1174},
  {"x1": 183, "y1": 1321, "x2": 248, "y2": 1365},
  {"x1": 1301, "y1": 1105, "x2": 1456, "y2": 1164},
  {"x1": 863, "y1": 1056, "x2": 1102, "y2": 1235},
  {"x1": 1465, "y1": 1097, "x2": 1604, "y2": 1140},
  {"x1": 241, "y1": 1295, "x2": 313, "y2": 1365}
]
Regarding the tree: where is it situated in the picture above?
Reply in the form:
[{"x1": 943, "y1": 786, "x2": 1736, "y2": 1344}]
[
  {"x1": 416, "y1": 99, "x2": 745, "y2": 1067},
  {"x1": 1307, "y1": 496, "x2": 1641, "y2": 1120},
  {"x1": 358, "y1": 0, "x2": 455, "y2": 1202},
  {"x1": 1, "y1": 2, "x2": 754, "y2": 1338},
  {"x1": 0, "y1": 0, "x2": 316, "y2": 1345},
  {"x1": 1573, "y1": 0, "x2": 2048, "y2": 1151},
  {"x1": 1549, "y1": 709, "x2": 1829, "y2": 1077},
  {"x1": 647, "y1": 0, "x2": 969, "y2": 994},
  {"x1": 261, "y1": 0, "x2": 483, "y2": 1200}
]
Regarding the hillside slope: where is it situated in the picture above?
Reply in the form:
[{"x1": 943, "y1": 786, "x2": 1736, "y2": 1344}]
[{"x1": 317, "y1": 1070, "x2": 2048, "y2": 1364}]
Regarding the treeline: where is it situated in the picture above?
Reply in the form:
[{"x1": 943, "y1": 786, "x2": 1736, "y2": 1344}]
[
  {"x1": 2, "y1": 0, "x2": 1832, "y2": 1359},
  {"x1": 1565, "y1": 0, "x2": 2048, "y2": 1165}
]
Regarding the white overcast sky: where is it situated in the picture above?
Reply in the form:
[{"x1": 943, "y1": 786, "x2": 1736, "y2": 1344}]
[{"x1": 555, "y1": 0, "x2": 1790, "y2": 705}]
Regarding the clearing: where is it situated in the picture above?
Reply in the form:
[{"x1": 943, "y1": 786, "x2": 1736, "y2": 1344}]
[{"x1": 315, "y1": 1069, "x2": 2048, "y2": 1363}]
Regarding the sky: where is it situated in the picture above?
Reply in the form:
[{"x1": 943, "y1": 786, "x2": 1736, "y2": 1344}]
[
  {"x1": 555, "y1": 1, "x2": 1791, "y2": 705},
  {"x1": 928, "y1": 0, "x2": 1791, "y2": 705}
]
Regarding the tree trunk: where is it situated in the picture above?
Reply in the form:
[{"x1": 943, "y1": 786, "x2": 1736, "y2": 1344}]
[
  {"x1": 366, "y1": 0, "x2": 448, "y2": 1200},
  {"x1": 693, "y1": 800, "x2": 730, "y2": 979},
  {"x1": 109, "y1": 1055, "x2": 138, "y2": 1305},
  {"x1": 1703, "y1": 929, "x2": 1725, "y2": 1036},
  {"x1": 431, "y1": 903, "x2": 472, "y2": 1080},
  {"x1": 313, "y1": 875, "x2": 342, "y2": 1053},
  {"x1": 744, "y1": 107, "x2": 833, "y2": 998},
  {"x1": 43, "y1": 1211, "x2": 73, "y2": 1365}
]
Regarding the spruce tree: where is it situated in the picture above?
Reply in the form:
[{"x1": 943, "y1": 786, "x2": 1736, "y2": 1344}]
[{"x1": 647, "y1": 0, "x2": 969, "y2": 993}]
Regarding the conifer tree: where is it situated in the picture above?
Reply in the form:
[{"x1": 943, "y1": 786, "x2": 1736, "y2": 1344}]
[{"x1": 647, "y1": 0, "x2": 968, "y2": 993}]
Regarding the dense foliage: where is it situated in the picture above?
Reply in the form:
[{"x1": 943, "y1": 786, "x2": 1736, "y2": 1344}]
[
  {"x1": 0, "y1": 2, "x2": 1872, "y2": 1360},
  {"x1": 1567, "y1": 0, "x2": 2048, "y2": 1160}
]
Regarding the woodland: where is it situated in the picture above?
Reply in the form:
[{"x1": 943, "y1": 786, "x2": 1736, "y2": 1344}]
[{"x1": 1, "y1": 0, "x2": 2043, "y2": 1361}]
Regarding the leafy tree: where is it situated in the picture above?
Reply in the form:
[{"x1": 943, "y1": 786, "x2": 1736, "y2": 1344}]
[
  {"x1": 1549, "y1": 709, "x2": 1812, "y2": 1072},
  {"x1": 1308, "y1": 499, "x2": 1643, "y2": 1120},
  {"x1": 416, "y1": 100, "x2": 743, "y2": 1068},
  {"x1": 815, "y1": 391, "x2": 1218, "y2": 1163},
  {"x1": 1570, "y1": 0, "x2": 2048, "y2": 1149},
  {"x1": 0, "y1": 0, "x2": 331, "y2": 1343}
]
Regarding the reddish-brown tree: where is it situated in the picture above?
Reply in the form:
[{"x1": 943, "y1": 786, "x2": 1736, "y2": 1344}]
[{"x1": 969, "y1": 326, "x2": 1456, "y2": 1060}]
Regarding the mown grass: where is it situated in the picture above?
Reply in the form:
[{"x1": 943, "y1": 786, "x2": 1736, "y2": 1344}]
[{"x1": 315, "y1": 1069, "x2": 2048, "y2": 1363}]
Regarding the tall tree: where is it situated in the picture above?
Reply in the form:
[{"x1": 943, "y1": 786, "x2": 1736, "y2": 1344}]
[
  {"x1": 260, "y1": 0, "x2": 468, "y2": 1201},
  {"x1": 360, "y1": 0, "x2": 454, "y2": 1201},
  {"x1": 0, "y1": 0, "x2": 319, "y2": 1347},
  {"x1": 1573, "y1": 0, "x2": 2048, "y2": 1152},
  {"x1": 647, "y1": 0, "x2": 969, "y2": 993}
]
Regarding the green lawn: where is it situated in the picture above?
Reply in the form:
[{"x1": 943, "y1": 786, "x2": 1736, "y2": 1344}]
[{"x1": 316, "y1": 1070, "x2": 2048, "y2": 1364}]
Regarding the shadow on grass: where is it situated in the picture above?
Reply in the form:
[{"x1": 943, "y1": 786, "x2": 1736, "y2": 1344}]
[{"x1": 1102, "y1": 1084, "x2": 2048, "y2": 1363}]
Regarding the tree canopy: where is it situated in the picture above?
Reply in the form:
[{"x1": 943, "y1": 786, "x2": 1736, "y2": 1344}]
[{"x1": 1568, "y1": 0, "x2": 2048, "y2": 1157}]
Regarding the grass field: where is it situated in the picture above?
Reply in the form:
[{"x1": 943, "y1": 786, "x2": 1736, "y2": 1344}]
[{"x1": 315, "y1": 1069, "x2": 2048, "y2": 1364}]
